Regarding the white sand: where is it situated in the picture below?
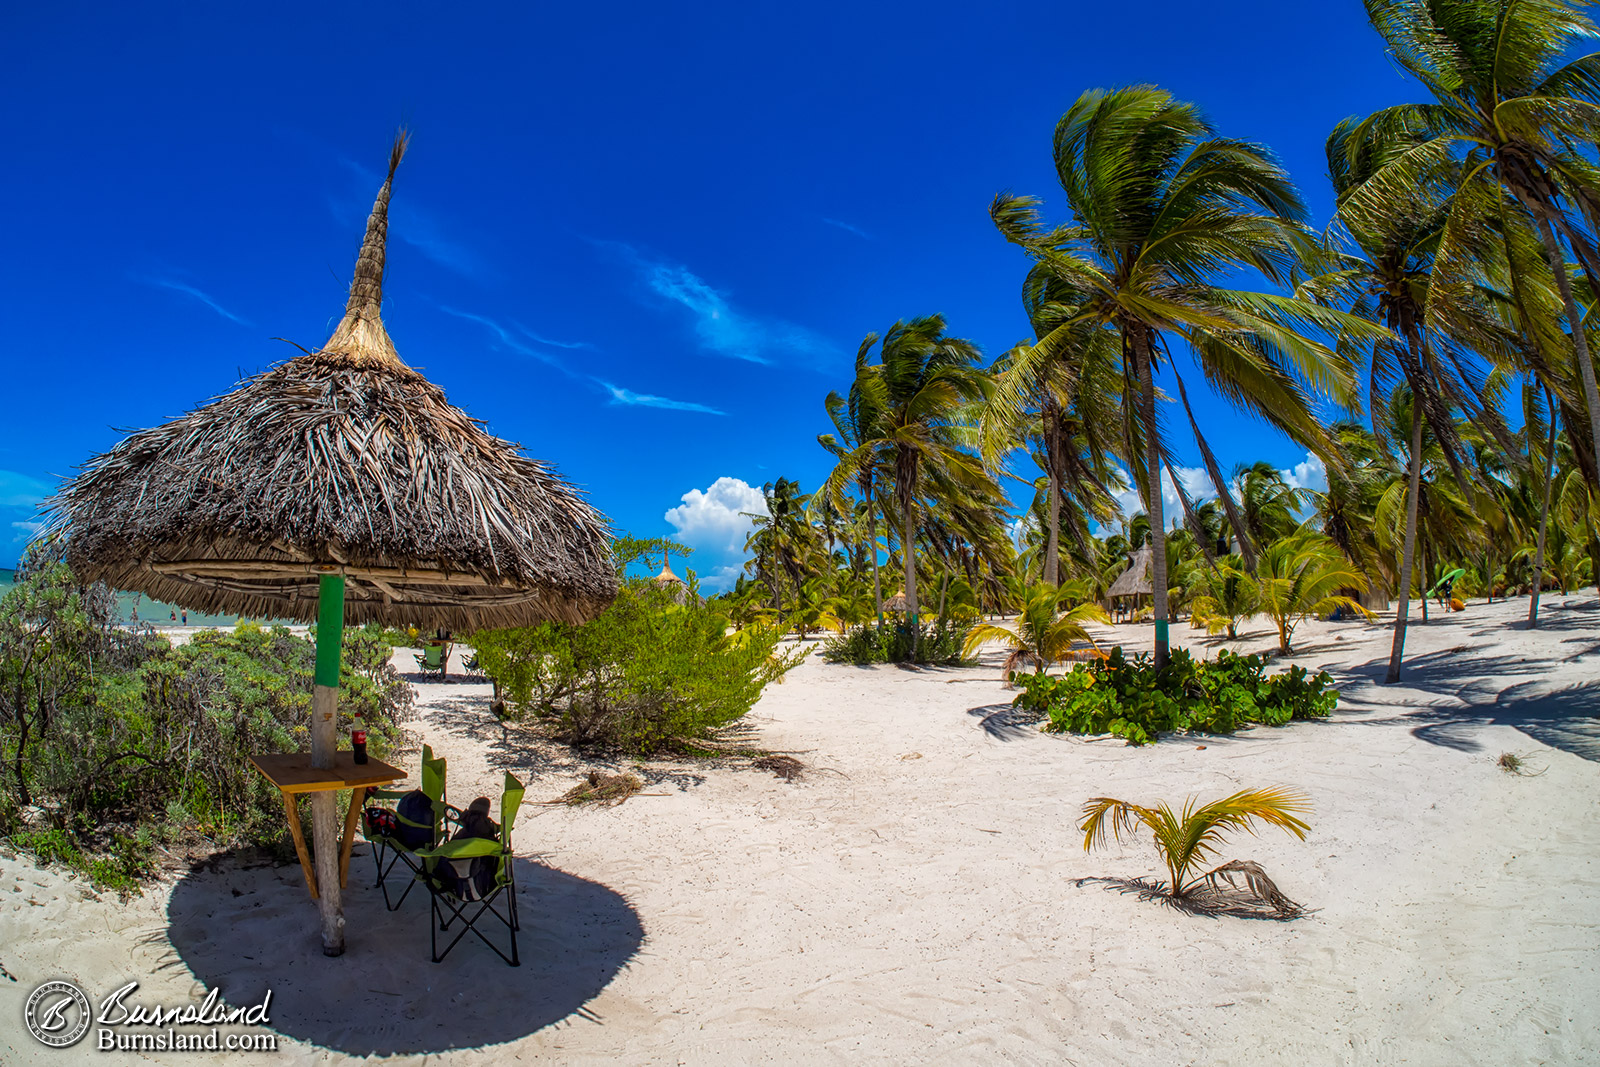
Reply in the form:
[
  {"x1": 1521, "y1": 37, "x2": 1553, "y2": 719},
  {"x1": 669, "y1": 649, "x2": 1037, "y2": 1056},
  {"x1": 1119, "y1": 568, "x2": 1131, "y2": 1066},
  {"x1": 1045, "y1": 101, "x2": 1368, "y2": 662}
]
[{"x1": 2, "y1": 594, "x2": 1597, "y2": 1065}]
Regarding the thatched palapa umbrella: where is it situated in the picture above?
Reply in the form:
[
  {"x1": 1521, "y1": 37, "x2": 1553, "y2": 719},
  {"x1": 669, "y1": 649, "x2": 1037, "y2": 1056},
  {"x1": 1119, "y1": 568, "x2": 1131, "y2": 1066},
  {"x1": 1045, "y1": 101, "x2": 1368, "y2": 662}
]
[{"x1": 44, "y1": 132, "x2": 618, "y2": 955}]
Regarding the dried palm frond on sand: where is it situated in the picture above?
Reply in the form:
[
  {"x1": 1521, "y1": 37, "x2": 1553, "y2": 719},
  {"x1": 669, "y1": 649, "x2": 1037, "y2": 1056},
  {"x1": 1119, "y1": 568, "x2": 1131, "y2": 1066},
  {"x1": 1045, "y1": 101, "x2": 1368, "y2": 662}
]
[{"x1": 554, "y1": 772, "x2": 647, "y2": 807}]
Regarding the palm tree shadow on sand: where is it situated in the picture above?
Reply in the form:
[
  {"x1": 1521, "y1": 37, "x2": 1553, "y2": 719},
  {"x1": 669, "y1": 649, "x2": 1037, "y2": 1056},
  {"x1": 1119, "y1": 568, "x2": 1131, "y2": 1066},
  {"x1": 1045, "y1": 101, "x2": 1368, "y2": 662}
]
[{"x1": 164, "y1": 851, "x2": 643, "y2": 1056}]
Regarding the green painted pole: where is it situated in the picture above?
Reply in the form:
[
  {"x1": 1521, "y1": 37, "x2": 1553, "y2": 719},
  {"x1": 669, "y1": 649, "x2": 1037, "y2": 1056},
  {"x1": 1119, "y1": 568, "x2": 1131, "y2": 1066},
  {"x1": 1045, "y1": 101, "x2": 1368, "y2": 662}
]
[
  {"x1": 310, "y1": 573, "x2": 345, "y2": 955},
  {"x1": 314, "y1": 574, "x2": 345, "y2": 689}
]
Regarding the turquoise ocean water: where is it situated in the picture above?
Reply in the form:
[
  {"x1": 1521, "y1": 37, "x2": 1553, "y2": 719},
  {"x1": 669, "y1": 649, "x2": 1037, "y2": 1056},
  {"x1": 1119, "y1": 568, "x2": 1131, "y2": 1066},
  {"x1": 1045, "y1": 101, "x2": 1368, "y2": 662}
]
[{"x1": 0, "y1": 566, "x2": 247, "y2": 627}]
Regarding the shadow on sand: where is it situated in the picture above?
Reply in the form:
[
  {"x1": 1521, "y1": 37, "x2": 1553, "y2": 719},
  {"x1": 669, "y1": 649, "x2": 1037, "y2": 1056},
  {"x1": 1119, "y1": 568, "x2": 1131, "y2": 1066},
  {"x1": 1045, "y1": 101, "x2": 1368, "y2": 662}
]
[
  {"x1": 164, "y1": 851, "x2": 644, "y2": 1056},
  {"x1": 1330, "y1": 635, "x2": 1600, "y2": 762}
]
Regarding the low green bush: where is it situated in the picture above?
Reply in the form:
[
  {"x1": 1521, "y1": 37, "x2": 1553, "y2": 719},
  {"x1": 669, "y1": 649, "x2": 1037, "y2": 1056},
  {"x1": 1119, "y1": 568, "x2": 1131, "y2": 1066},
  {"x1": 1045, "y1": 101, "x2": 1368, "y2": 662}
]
[
  {"x1": 819, "y1": 618, "x2": 973, "y2": 666},
  {"x1": 1, "y1": 554, "x2": 414, "y2": 890},
  {"x1": 1014, "y1": 647, "x2": 1337, "y2": 746},
  {"x1": 469, "y1": 584, "x2": 808, "y2": 754}
]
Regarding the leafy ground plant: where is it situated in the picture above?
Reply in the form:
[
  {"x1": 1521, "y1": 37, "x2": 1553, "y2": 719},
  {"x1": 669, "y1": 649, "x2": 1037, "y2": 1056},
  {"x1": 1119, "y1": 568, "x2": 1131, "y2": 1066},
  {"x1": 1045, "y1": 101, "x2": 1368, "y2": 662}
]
[
  {"x1": 1079, "y1": 787, "x2": 1311, "y2": 915},
  {"x1": 1015, "y1": 646, "x2": 1337, "y2": 745},
  {"x1": 820, "y1": 618, "x2": 972, "y2": 666}
]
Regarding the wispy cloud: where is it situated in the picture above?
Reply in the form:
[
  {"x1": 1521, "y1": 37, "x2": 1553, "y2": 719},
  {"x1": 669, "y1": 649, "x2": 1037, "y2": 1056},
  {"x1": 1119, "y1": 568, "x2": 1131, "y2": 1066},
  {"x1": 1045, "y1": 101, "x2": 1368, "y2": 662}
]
[
  {"x1": 1, "y1": 470, "x2": 51, "y2": 510},
  {"x1": 140, "y1": 278, "x2": 251, "y2": 326},
  {"x1": 597, "y1": 380, "x2": 725, "y2": 415},
  {"x1": 514, "y1": 324, "x2": 591, "y2": 350},
  {"x1": 437, "y1": 306, "x2": 577, "y2": 376},
  {"x1": 820, "y1": 216, "x2": 873, "y2": 240},
  {"x1": 602, "y1": 242, "x2": 841, "y2": 369}
]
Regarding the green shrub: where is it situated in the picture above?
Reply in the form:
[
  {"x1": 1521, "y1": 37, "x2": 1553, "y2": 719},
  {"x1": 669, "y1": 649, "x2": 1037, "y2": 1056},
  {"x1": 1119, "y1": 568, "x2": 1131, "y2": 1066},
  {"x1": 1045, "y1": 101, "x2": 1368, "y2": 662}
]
[
  {"x1": 819, "y1": 618, "x2": 973, "y2": 666},
  {"x1": 470, "y1": 585, "x2": 808, "y2": 754},
  {"x1": 1, "y1": 554, "x2": 414, "y2": 889},
  {"x1": 1016, "y1": 647, "x2": 1337, "y2": 746}
]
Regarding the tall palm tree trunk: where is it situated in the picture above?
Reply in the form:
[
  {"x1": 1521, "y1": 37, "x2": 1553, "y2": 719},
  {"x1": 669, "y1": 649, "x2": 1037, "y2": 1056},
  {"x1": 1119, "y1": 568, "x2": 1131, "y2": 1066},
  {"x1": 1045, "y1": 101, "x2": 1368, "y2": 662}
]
[
  {"x1": 898, "y1": 450, "x2": 920, "y2": 656},
  {"x1": 1043, "y1": 397, "x2": 1062, "y2": 586},
  {"x1": 1529, "y1": 393, "x2": 1559, "y2": 627},
  {"x1": 864, "y1": 473, "x2": 884, "y2": 623},
  {"x1": 1386, "y1": 406, "x2": 1425, "y2": 683},
  {"x1": 1535, "y1": 217, "x2": 1600, "y2": 481},
  {"x1": 1136, "y1": 334, "x2": 1169, "y2": 667}
]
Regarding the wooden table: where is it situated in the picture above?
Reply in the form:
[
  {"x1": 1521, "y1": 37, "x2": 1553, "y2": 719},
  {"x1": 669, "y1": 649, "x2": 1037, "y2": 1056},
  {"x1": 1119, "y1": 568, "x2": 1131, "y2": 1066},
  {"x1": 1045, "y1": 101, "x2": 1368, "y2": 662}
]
[{"x1": 248, "y1": 751, "x2": 406, "y2": 899}]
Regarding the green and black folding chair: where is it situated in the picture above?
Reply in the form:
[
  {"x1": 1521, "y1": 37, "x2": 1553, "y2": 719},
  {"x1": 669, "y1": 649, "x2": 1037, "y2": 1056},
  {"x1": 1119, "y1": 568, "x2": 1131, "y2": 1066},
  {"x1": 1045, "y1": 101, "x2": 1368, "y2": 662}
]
[
  {"x1": 414, "y1": 643, "x2": 449, "y2": 678},
  {"x1": 361, "y1": 744, "x2": 457, "y2": 911},
  {"x1": 416, "y1": 771, "x2": 525, "y2": 966}
]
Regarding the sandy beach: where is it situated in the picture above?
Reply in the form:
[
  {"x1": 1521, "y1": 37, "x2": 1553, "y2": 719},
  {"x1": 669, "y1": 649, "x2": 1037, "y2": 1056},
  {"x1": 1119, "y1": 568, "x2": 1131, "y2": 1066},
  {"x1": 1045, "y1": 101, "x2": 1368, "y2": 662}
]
[{"x1": 2, "y1": 595, "x2": 1597, "y2": 1065}]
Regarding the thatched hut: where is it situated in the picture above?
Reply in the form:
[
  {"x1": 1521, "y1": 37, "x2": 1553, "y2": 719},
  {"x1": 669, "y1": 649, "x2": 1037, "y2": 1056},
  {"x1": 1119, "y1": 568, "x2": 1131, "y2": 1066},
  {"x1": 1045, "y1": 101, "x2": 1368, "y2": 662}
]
[
  {"x1": 883, "y1": 590, "x2": 909, "y2": 612},
  {"x1": 42, "y1": 132, "x2": 617, "y2": 956},
  {"x1": 651, "y1": 550, "x2": 690, "y2": 605},
  {"x1": 44, "y1": 133, "x2": 617, "y2": 631},
  {"x1": 1106, "y1": 545, "x2": 1154, "y2": 622}
]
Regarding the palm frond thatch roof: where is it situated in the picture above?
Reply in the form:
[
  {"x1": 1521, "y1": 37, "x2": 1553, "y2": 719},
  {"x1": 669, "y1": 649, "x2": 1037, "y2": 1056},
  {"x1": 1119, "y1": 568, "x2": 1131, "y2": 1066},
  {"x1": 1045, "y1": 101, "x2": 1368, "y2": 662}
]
[
  {"x1": 1106, "y1": 545, "x2": 1154, "y2": 599},
  {"x1": 883, "y1": 590, "x2": 909, "y2": 611},
  {"x1": 42, "y1": 132, "x2": 618, "y2": 630}
]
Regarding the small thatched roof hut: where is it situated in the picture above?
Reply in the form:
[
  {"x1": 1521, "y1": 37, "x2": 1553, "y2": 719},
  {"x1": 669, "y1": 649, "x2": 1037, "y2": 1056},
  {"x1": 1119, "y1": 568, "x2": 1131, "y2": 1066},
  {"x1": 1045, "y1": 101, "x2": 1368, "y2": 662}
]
[
  {"x1": 883, "y1": 590, "x2": 909, "y2": 612},
  {"x1": 651, "y1": 550, "x2": 690, "y2": 604},
  {"x1": 1106, "y1": 545, "x2": 1154, "y2": 600},
  {"x1": 44, "y1": 133, "x2": 617, "y2": 631}
]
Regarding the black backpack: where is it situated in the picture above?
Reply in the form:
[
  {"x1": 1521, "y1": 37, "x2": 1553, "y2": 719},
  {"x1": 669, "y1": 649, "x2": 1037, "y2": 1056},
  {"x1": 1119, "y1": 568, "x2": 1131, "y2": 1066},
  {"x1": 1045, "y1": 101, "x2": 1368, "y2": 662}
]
[
  {"x1": 394, "y1": 790, "x2": 437, "y2": 850},
  {"x1": 437, "y1": 799, "x2": 500, "y2": 900}
]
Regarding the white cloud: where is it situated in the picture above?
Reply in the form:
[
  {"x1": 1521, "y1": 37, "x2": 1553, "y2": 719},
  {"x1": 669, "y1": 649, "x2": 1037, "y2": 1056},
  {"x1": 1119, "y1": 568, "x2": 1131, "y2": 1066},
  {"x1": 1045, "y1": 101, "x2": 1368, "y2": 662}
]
[
  {"x1": 819, "y1": 216, "x2": 873, "y2": 240},
  {"x1": 702, "y1": 565, "x2": 746, "y2": 593},
  {"x1": 439, "y1": 306, "x2": 575, "y2": 374},
  {"x1": 605, "y1": 244, "x2": 840, "y2": 368},
  {"x1": 1282, "y1": 451, "x2": 1328, "y2": 494},
  {"x1": 140, "y1": 278, "x2": 251, "y2": 326},
  {"x1": 1113, "y1": 465, "x2": 1213, "y2": 528},
  {"x1": 665, "y1": 477, "x2": 768, "y2": 558},
  {"x1": 597, "y1": 380, "x2": 725, "y2": 415},
  {"x1": 0, "y1": 471, "x2": 49, "y2": 510},
  {"x1": 1110, "y1": 451, "x2": 1327, "y2": 528}
]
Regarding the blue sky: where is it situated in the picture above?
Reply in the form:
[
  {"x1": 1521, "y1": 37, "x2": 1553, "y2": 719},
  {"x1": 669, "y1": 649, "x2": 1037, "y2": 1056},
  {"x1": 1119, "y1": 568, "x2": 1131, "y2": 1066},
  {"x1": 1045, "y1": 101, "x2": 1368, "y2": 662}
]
[{"x1": 1, "y1": 3, "x2": 1420, "y2": 586}]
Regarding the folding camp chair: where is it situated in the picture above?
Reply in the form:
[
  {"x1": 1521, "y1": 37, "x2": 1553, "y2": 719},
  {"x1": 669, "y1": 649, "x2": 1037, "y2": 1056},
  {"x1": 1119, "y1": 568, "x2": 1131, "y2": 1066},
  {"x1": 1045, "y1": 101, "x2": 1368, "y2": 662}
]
[
  {"x1": 414, "y1": 643, "x2": 449, "y2": 678},
  {"x1": 361, "y1": 745, "x2": 458, "y2": 910},
  {"x1": 416, "y1": 771, "x2": 525, "y2": 966}
]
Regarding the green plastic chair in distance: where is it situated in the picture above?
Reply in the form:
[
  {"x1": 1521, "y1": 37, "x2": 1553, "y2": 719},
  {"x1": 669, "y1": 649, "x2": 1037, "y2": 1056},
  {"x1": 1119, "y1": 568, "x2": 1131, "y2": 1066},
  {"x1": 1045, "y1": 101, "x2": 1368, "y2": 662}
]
[
  {"x1": 362, "y1": 744, "x2": 458, "y2": 910},
  {"x1": 416, "y1": 771, "x2": 526, "y2": 966},
  {"x1": 414, "y1": 643, "x2": 448, "y2": 678}
]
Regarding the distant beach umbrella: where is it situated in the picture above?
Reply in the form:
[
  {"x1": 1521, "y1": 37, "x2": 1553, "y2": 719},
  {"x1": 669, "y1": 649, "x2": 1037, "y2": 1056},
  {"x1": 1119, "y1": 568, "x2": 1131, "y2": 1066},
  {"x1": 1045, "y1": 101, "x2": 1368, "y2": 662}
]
[
  {"x1": 42, "y1": 131, "x2": 617, "y2": 956},
  {"x1": 652, "y1": 548, "x2": 689, "y2": 604},
  {"x1": 883, "y1": 590, "x2": 909, "y2": 612}
]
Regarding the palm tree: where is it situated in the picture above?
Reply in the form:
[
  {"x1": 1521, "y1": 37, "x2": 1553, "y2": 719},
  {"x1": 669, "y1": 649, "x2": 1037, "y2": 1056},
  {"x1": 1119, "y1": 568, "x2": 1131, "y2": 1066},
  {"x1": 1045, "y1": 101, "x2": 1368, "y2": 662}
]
[
  {"x1": 1190, "y1": 558, "x2": 1260, "y2": 640},
  {"x1": 1080, "y1": 788, "x2": 1311, "y2": 902},
  {"x1": 1351, "y1": 0, "x2": 1600, "y2": 482},
  {"x1": 743, "y1": 478, "x2": 814, "y2": 621},
  {"x1": 819, "y1": 316, "x2": 991, "y2": 638},
  {"x1": 993, "y1": 87, "x2": 1369, "y2": 666},
  {"x1": 1235, "y1": 461, "x2": 1312, "y2": 547},
  {"x1": 1255, "y1": 531, "x2": 1373, "y2": 653},
  {"x1": 962, "y1": 579, "x2": 1108, "y2": 683},
  {"x1": 983, "y1": 266, "x2": 1125, "y2": 586},
  {"x1": 819, "y1": 342, "x2": 889, "y2": 620},
  {"x1": 1307, "y1": 110, "x2": 1522, "y2": 680}
]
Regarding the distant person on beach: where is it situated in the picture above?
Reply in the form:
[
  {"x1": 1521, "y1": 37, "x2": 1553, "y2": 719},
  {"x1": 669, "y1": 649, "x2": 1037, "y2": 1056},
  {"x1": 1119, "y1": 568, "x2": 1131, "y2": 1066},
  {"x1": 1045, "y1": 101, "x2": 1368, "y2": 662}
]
[
  {"x1": 170, "y1": 609, "x2": 177, "y2": 623},
  {"x1": 181, "y1": 610, "x2": 188, "y2": 626}
]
